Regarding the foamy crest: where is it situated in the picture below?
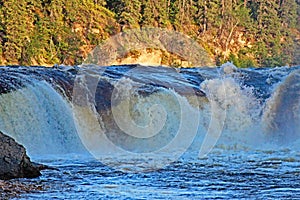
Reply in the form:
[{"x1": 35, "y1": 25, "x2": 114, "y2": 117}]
[
  {"x1": 72, "y1": 65, "x2": 205, "y2": 172},
  {"x1": 72, "y1": 28, "x2": 218, "y2": 172}
]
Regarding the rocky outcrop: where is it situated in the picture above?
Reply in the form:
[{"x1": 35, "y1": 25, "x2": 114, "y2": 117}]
[{"x1": 0, "y1": 131, "x2": 41, "y2": 180}]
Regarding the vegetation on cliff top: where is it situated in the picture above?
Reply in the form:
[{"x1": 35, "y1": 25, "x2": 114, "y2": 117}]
[{"x1": 0, "y1": 0, "x2": 299, "y2": 67}]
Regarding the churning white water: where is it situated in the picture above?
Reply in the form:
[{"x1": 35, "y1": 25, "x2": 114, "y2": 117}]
[
  {"x1": 0, "y1": 65, "x2": 300, "y2": 199},
  {"x1": 0, "y1": 81, "x2": 83, "y2": 155}
]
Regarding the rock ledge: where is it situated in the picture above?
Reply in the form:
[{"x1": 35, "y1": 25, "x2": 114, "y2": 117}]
[{"x1": 0, "y1": 131, "x2": 41, "y2": 180}]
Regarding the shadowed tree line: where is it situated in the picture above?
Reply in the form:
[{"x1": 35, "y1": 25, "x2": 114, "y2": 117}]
[{"x1": 0, "y1": 0, "x2": 299, "y2": 67}]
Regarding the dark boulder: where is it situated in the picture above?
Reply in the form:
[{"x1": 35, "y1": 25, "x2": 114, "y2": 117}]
[{"x1": 0, "y1": 131, "x2": 41, "y2": 180}]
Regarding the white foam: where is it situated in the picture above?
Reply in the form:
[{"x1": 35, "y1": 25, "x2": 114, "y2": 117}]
[{"x1": 0, "y1": 81, "x2": 84, "y2": 156}]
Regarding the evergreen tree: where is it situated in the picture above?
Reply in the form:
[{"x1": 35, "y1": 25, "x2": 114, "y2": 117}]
[
  {"x1": 279, "y1": 0, "x2": 297, "y2": 29},
  {"x1": 1, "y1": 0, "x2": 35, "y2": 64},
  {"x1": 278, "y1": 0, "x2": 298, "y2": 65},
  {"x1": 140, "y1": 0, "x2": 156, "y2": 26},
  {"x1": 192, "y1": 0, "x2": 207, "y2": 33},
  {"x1": 0, "y1": 0, "x2": 299, "y2": 67},
  {"x1": 206, "y1": 0, "x2": 222, "y2": 31},
  {"x1": 168, "y1": 0, "x2": 181, "y2": 28},
  {"x1": 106, "y1": 0, "x2": 141, "y2": 29},
  {"x1": 252, "y1": 0, "x2": 284, "y2": 66},
  {"x1": 153, "y1": 0, "x2": 170, "y2": 27},
  {"x1": 140, "y1": 0, "x2": 170, "y2": 27}
]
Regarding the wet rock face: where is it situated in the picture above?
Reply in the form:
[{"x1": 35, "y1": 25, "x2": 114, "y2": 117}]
[{"x1": 0, "y1": 131, "x2": 41, "y2": 180}]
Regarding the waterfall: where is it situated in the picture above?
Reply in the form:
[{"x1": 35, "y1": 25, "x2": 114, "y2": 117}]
[
  {"x1": 0, "y1": 80, "x2": 84, "y2": 155},
  {"x1": 0, "y1": 65, "x2": 299, "y2": 162}
]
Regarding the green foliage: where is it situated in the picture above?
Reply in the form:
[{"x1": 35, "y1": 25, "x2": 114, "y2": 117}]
[
  {"x1": 227, "y1": 53, "x2": 250, "y2": 68},
  {"x1": 0, "y1": 0, "x2": 299, "y2": 67},
  {"x1": 206, "y1": 0, "x2": 222, "y2": 29},
  {"x1": 168, "y1": 0, "x2": 180, "y2": 27},
  {"x1": 279, "y1": 0, "x2": 298, "y2": 29},
  {"x1": 1, "y1": 0, "x2": 35, "y2": 64},
  {"x1": 140, "y1": 0, "x2": 156, "y2": 26},
  {"x1": 106, "y1": 0, "x2": 141, "y2": 29},
  {"x1": 249, "y1": 0, "x2": 298, "y2": 67},
  {"x1": 0, "y1": 0, "x2": 117, "y2": 65}
]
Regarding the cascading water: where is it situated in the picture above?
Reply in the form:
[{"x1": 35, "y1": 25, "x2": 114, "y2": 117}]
[
  {"x1": 0, "y1": 66, "x2": 86, "y2": 157},
  {"x1": 263, "y1": 69, "x2": 300, "y2": 144},
  {"x1": 1, "y1": 64, "x2": 300, "y2": 199},
  {"x1": 0, "y1": 80, "x2": 84, "y2": 155},
  {"x1": 0, "y1": 65, "x2": 299, "y2": 155}
]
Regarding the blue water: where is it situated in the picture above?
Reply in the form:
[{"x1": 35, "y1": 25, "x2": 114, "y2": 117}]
[
  {"x1": 15, "y1": 147, "x2": 300, "y2": 199},
  {"x1": 0, "y1": 64, "x2": 300, "y2": 199}
]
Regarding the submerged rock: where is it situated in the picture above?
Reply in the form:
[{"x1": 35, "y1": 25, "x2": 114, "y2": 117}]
[{"x1": 0, "y1": 131, "x2": 41, "y2": 180}]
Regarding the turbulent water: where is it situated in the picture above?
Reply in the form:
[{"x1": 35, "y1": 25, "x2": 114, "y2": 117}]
[{"x1": 0, "y1": 63, "x2": 300, "y2": 199}]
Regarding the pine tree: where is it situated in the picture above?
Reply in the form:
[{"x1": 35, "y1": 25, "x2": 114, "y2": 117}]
[
  {"x1": 252, "y1": 0, "x2": 284, "y2": 66},
  {"x1": 279, "y1": 0, "x2": 298, "y2": 29},
  {"x1": 153, "y1": 0, "x2": 170, "y2": 27},
  {"x1": 140, "y1": 0, "x2": 156, "y2": 26},
  {"x1": 0, "y1": 0, "x2": 298, "y2": 66},
  {"x1": 106, "y1": 0, "x2": 141, "y2": 29},
  {"x1": 278, "y1": 0, "x2": 298, "y2": 65},
  {"x1": 206, "y1": 0, "x2": 222, "y2": 31},
  {"x1": 192, "y1": 0, "x2": 208, "y2": 33},
  {"x1": 168, "y1": 0, "x2": 181, "y2": 28},
  {"x1": 1, "y1": 0, "x2": 35, "y2": 64}
]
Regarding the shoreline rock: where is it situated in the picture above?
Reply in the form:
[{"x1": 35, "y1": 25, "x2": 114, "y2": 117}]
[
  {"x1": 0, "y1": 131, "x2": 41, "y2": 180},
  {"x1": 0, "y1": 180, "x2": 44, "y2": 199}
]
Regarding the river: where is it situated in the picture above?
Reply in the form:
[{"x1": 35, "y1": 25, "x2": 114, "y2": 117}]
[{"x1": 0, "y1": 63, "x2": 300, "y2": 199}]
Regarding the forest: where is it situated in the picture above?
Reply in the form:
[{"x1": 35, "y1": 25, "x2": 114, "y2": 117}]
[{"x1": 0, "y1": 0, "x2": 299, "y2": 67}]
